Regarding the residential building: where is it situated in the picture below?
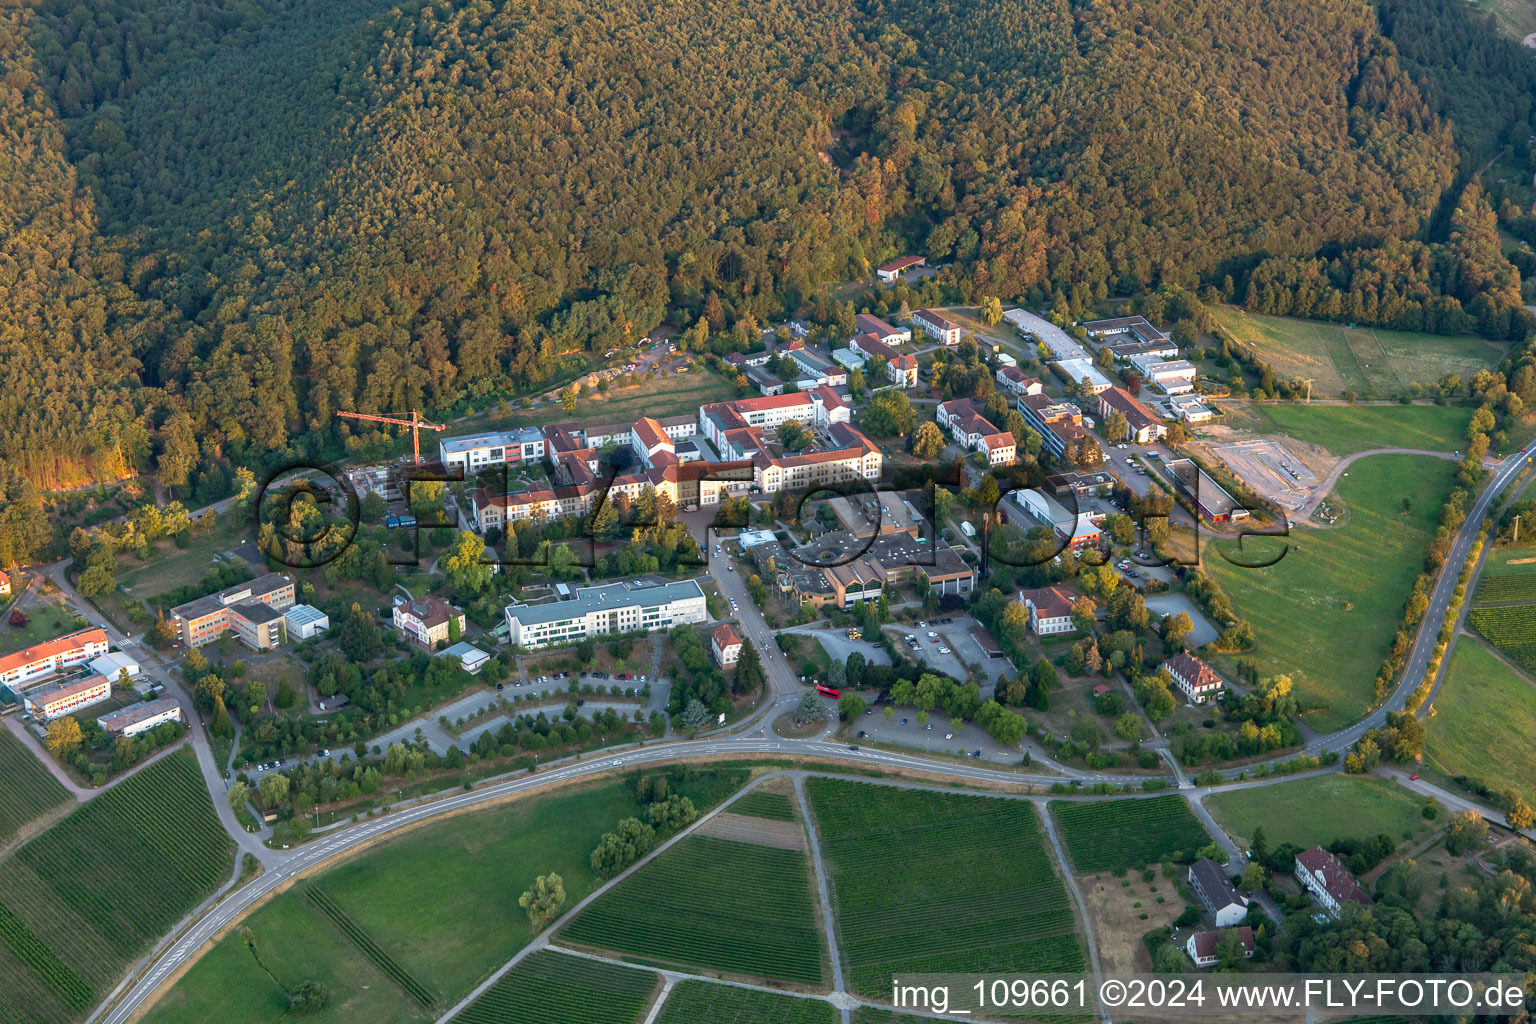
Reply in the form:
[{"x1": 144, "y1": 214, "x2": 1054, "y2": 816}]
[
  {"x1": 876, "y1": 256, "x2": 925, "y2": 283},
  {"x1": 1019, "y1": 586, "x2": 1077, "y2": 635},
  {"x1": 1186, "y1": 927, "x2": 1254, "y2": 968},
  {"x1": 912, "y1": 308, "x2": 962, "y2": 345},
  {"x1": 711, "y1": 623, "x2": 743, "y2": 667},
  {"x1": 1164, "y1": 653, "x2": 1225, "y2": 703},
  {"x1": 1295, "y1": 847, "x2": 1373, "y2": 917},
  {"x1": 0, "y1": 569, "x2": 9, "y2": 597},
  {"x1": 393, "y1": 596, "x2": 466, "y2": 650},
  {"x1": 283, "y1": 604, "x2": 331, "y2": 640},
  {"x1": 438, "y1": 427, "x2": 547, "y2": 474},
  {"x1": 0, "y1": 628, "x2": 110, "y2": 689},
  {"x1": 937, "y1": 399, "x2": 1016, "y2": 465},
  {"x1": 1018, "y1": 394, "x2": 1090, "y2": 458},
  {"x1": 849, "y1": 332, "x2": 918, "y2": 387},
  {"x1": 89, "y1": 652, "x2": 140, "y2": 682},
  {"x1": 437, "y1": 641, "x2": 490, "y2": 674},
  {"x1": 1188, "y1": 858, "x2": 1248, "y2": 926},
  {"x1": 170, "y1": 572, "x2": 295, "y2": 649},
  {"x1": 996, "y1": 366, "x2": 1043, "y2": 396},
  {"x1": 1166, "y1": 459, "x2": 1248, "y2": 524},
  {"x1": 505, "y1": 580, "x2": 707, "y2": 650},
  {"x1": 1053, "y1": 357, "x2": 1114, "y2": 395},
  {"x1": 1168, "y1": 393, "x2": 1214, "y2": 423},
  {"x1": 855, "y1": 313, "x2": 910, "y2": 344},
  {"x1": 24, "y1": 674, "x2": 111, "y2": 719},
  {"x1": 98, "y1": 698, "x2": 184, "y2": 738},
  {"x1": 1097, "y1": 387, "x2": 1167, "y2": 444}
]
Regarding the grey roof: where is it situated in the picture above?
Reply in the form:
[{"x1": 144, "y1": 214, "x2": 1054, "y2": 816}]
[
  {"x1": 437, "y1": 641, "x2": 488, "y2": 662},
  {"x1": 283, "y1": 604, "x2": 329, "y2": 627},
  {"x1": 98, "y1": 697, "x2": 182, "y2": 731},
  {"x1": 440, "y1": 427, "x2": 544, "y2": 455},
  {"x1": 506, "y1": 580, "x2": 705, "y2": 627},
  {"x1": 232, "y1": 600, "x2": 284, "y2": 625},
  {"x1": 1189, "y1": 857, "x2": 1244, "y2": 909},
  {"x1": 171, "y1": 572, "x2": 292, "y2": 621}
]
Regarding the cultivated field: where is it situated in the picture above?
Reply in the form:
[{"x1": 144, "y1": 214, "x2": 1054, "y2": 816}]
[
  {"x1": 1214, "y1": 309, "x2": 1503, "y2": 399},
  {"x1": 0, "y1": 750, "x2": 233, "y2": 1024},
  {"x1": 1050, "y1": 796, "x2": 1211, "y2": 873},
  {"x1": 1206, "y1": 774, "x2": 1432, "y2": 851},
  {"x1": 560, "y1": 834, "x2": 826, "y2": 986},
  {"x1": 806, "y1": 780, "x2": 1082, "y2": 997},
  {"x1": 654, "y1": 980, "x2": 835, "y2": 1024},
  {"x1": 1469, "y1": 605, "x2": 1536, "y2": 671},
  {"x1": 1474, "y1": 548, "x2": 1536, "y2": 605},
  {"x1": 1426, "y1": 639, "x2": 1536, "y2": 807},
  {"x1": 1202, "y1": 454, "x2": 1461, "y2": 731},
  {"x1": 1211, "y1": 402, "x2": 1474, "y2": 458},
  {"x1": 730, "y1": 789, "x2": 797, "y2": 821},
  {"x1": 0, "y1": 728, "x2": 70, "y2": 845},
  {"x1": 456, "y1": 950, "x2": 657, "y2": 1024}
]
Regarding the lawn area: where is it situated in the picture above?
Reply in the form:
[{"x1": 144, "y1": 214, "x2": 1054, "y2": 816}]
[
  {"x1": 457, "y1": 370, "x2": 738, "y2": 434},
  {"x1": 1203, "y1": 454, "x2": 1461, "y2": 731},
  {"x1": 806, "y1": 779, "x2": 1082, "y2": 998},
  {"x1": 0, "y1": 601, "x2": 89, "y2": 658},
  {"x1": 1206, "y1": 774, "x2": 1432, "y2": 852},
  {"x1": 0, "y1": 729, "x2": 70, "y2": 846},
  {"x1": 560, "y1": 834, "x2": 826, "y2": 986},
  {"x1": 1214, "y1": 402, "x2": 1474, "y2": 457},
  {"x1": 655, "y1": 981, "x2": 835, "y2": 1024},
  {"x1": 116, "y1": 516, "x2": 250, "y2": 602},
  {"x1": 1050, "y1": 796, "x2": 1211, "y2": 873},
  {"x1": 1214, "y1": 308, "x2": 1503, "y2": 400},
  {"x1": 142, "y1": 895, "x2": 427, "y2": 1024},
  {"x1": 455, "y1": 950, "x2": 658, "y2": 1024},
  {"x1": 1426, "y1": 638, "x2": 1536, "y2": 807}
]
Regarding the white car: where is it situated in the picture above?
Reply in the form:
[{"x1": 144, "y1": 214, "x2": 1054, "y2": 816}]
[
  {"x1": 945, "y1": 732, "x2": 954, "y2": 739},
  {"x1": 926, "y1": 631, "x2": 938, "y2": 638},
  {"x1": 938, "y1": 648, "x2": 950, "y2": 654}
]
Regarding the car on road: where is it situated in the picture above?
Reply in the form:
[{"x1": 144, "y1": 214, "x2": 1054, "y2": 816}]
[
  {"x1": 945, "y1": 732, "x2": 953, "y2": 739},
  {"x1": 926, "y1": 631, "x2": 938, "y2": 637},
  {"x1": 848, "y1": 745, "x2": 859, "y2": 751},
  {"x1": 938, "y1": 648, "x2": 951, "y2": 654}
]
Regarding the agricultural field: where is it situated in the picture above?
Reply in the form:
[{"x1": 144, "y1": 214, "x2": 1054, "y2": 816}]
[
  {"x1": 1213, "y1": 309, "x2": 1503, "y2": 400},
  {"x1": 730, "y1": 789, "x2": 797, "y2": 821},
  {"x1": 654, "y1": 981, "x2": 835, "y2": 1024},
  {"x1": 0, "y1": 750, "x2": 233, "y2": 1024},
  {"x1": 560, "y1": 834, "x2": 826, "y2": 985},
  {"x1": 806, "y1": 779, "x2": 1083, "y2": 998},
  {"x1": 1203, "y1": 454, "x2": 1461, "y2": 731},
  {"x1": 1050, "y1": 796, "x2": 1211, "y2": 873},
  {"x1": 0, "y1": 728, "x2": 70, "y2": 845},
  {"x1": 1473, "y1": 548, "x2": 1536, "y2": 605},
  {"x1": 1468, "y1": 605, "x2": 1536, "y2": 672},
  {"x1": 1206, "y1": 774, "x2": 1432, "y2": 851},
  {"x1": 1426, "y1": 639, "x2": 1536, "y2": 808},
  {"x1": 455, "y1": 951, "x2": 657, "y2": 1024},
  {"x1": 1216, "y1": 402, "x2": 1475, "y2": 458}
]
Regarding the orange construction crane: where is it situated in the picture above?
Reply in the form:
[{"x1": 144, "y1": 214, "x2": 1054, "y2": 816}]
[{"x1": 336, "y1": 409, "x2": 446, "y2": 466}]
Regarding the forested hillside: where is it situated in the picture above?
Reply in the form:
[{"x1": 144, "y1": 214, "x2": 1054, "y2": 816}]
[{"x1": 3, "y1": 0, "x2": 1535, "y2": 513}]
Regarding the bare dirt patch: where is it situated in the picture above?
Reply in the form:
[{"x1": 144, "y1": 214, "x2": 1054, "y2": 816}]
[
  {"x1": 697, "y1": 812, "x2": 807, "y2": 850},
  {"x1": 1078, "y1": 866, "x2": 1182, "y2": 974}
]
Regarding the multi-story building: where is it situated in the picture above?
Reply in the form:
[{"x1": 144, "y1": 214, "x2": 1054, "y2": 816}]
[
  {"x1": 711, "y1": 623, "x2": 743, "y2": 667},
  {"x1": 1097, "y1": 387, "x2": 1167, "y2": 444},
  {"x1": 854, "y1": 312, "x2": 910, "y2": 344},
  {"x1": 1019, "y1": 586, "x2": 1077, "y2": 635},
  {"x1": 1130, "y1": 355, "x2": 1197, "y2": 394},
  {"x1": 505, "y1": 580, "x2": 707, "y2": 650},
  {"x1": 848, "y1": 333, "x2": 918, "y2": 387},
  {"x1": 937, "y1": 399, "x2": 1017, "y2": 466},
  {"x1": 1168, "y1": 393, "x2": 1213, "y2": 423},
  {"x1": 1295, "y1": 847, "x2": 1372, "y2": 917},
  {"x1": 754, "y1": 421, "x2": 883, "y2": 494},
  {"x1": 757, "y1": 531, "x2": 976, "y2": 610},
  {"x1": 1018, "y1": 394, "x2": 1090, "y2": 458},
  {"x1": 438, "y1": 427, "x2": 548, "y2": 475},
  {"x1": 98, "y1": 697, "x2": 184, "y2": 738},
  {"x1": 912, "y1": 308, "x2": 962, "y2": 345},
  {"x1": 1188, "y1": 858, "x2": 1248, "y2": 926},
  {"x1": 393, "y1": 596, "x2": 467, "y2": 650},
  {"x1": 996, "y1": 366, "x2": 1043, "y2": 396},
  {"x1": 24, "y1": 674, "x2": 112, "y2": 719},
  {"x1": 0, "y1": 569, "x2": 10, "y2": 597},
  {"x1": 1186, "y1": 927, "x2": 1254, "y2": 968},
  {"x1": 0, "y1": 628, "x2": 109, "y2": 689},
  {"x1": 231, "y1": 602, "x2": 287, "y2": 651},
  {"x1": 1164, "y1": 653, "x2": 1224, "y2": 703},
  {"x1": 170, "y1": 573, "x2": 295, "y2": 649}
]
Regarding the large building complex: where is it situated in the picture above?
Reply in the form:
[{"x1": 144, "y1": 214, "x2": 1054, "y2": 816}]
[
  {"x1": 912, "y1": 308, "x2": 962, "y2": 345},
  {"x1": 749, "y1": 531, "x2": 976, "y2": 611},
  {"x1": 849, "y1": 332, "x2": 918, "y2": 387},
  {"x1": 937, "y1": 398, "x2": 1016, "y2": 465},
  {"x1": 0, "y1": 628, "x2": 109, "y2": 689},
  {"x1": 438, "y1": 427, "x2": 547, "y2": 474},
  {"x1": 504, "y1": 580, "x2": 707, "y2": 650},
  {"x1": 1018, "y1": 394, "x2": 1091, "y2": 458},
  {"x1": 170, "y1": 573, "x2": 296, "y2": 649}
]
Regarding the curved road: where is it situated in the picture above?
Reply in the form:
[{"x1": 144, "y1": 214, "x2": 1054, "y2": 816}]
[{"x1": 87, "y1": 452, "x2": 1531, "y2": 1024}]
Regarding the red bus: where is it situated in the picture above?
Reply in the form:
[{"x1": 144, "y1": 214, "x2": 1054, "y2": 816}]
[{"x1": 815, "y1": 685, "x2": 841, "y2": 698}]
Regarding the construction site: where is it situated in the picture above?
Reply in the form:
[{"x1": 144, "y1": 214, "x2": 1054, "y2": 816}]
[{"x1": 1210, "y1": 439, "x2": 1319, "y2": 513}]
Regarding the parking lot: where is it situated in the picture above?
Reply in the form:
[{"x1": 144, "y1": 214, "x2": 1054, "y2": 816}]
[
  {"x1": 848, "y1": 707, "x2": 1023, "y2": 763},
  {"x1": 1142, "y1": 593, "x2": 1219, "y2": 648},
  {"x1": 886, "y1": 614, "x2": 1015, "y2": 688}
]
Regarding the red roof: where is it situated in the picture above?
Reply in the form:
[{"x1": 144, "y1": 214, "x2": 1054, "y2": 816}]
[
  {"x1": 877, "y1": 256, "x2": 925, "y2": 273},
  {"x1": 712, "y1": 622, "x2": 742, "y2": 650},
  {"x1": 1295, "y1": 847, "x2": 1373, "y2": 908},
  {"x1": 1189, "y1": 927, "x2": 1253, "y2": 961},
  {"x1": 632, "y1": 416, "x2": 671, "y2": 451},
  {"x1": 1020, "y1": 586, "x2": 1075, "y2": 620},
  {"x1": 0, "y1": 628, "x2": 108, "y2": 678},
  {"x1": 1164, "y1": 652, "x2": 1223, "y2": 692}
]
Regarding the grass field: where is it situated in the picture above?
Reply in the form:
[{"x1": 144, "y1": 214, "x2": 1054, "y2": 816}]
[
  {"x1": 116, "y1": 517, "x2": 249, "y2": 601},
  {"x1": 0, "y1": 729, "x2": 70, "y2": 846},
  {"x1": 806, "y1": 780, "x2": 1082, "y2": 997},
  {"x1": 1203, "y1": 454, "x2": 1461, "y2": 731},
  {"x1": 456, "y1": 950, "x2": 657, "y2": 1024},
  {"x1": 1206, "y1": 775, "x2": 1431, "y2": 851},
  {"x1": 1214, "y1": 309, "x2": 1503, "y2": 399},
  {"x1": 731, "y1": 790, "x2": 797, "y2": 820},
  {"x1": 560, "y1": 834, "x2": 826, "y2": 985},
  {"x1": 1426, "y1": 639, "x2": 1536, "y2": 807},
  {"x1": 1217, "y1": 403, "x2": 1474, "y2": 457},
  {"x1": 655, "y1": 981, "x2": 835, "y2": 1024},
  {"x1": 0, "y1": 603, "x2": 88, "y2": 658},
  {"x1": 456, "y1": 371, "x2": 737, "y2": 435},
  {"x1": 0, "y1": 750, "x2": 233, "y2": 1024},
  {"x1": 1050, "y1": 796, "x2": 1211, "y2": 873}
]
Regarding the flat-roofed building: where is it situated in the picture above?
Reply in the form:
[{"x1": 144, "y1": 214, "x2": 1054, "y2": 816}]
[
  {"x1": 505, "y1": 580, "x2": 707, "y2": 650},
  {"x1": 438, "y1": 427, "x2": 547, "y2": 474},
  {"x1": 230, "y1": 601, "x2": 287, "y2": 651},
  {"x1": 1018, "y1": 394, "x2": 1089, "y2": 458},
  {"x1": 1054, "y1": 358, "x2": 1114, "y2": 395},
  {"x1": 98, "y1": 697, "x2": 184, "y2": 738},
  {"x1": 0, "y1": 629, "x2": 110, "y2": 689},
  {"x1": 1168, "y1": 393, "x2": 1214, "y2": 423},
  {"x1": 24, "y1": 674, "x2": 111, "y2": 719},
  {"x1": 283, "y1": 604, "x2": 331, "y2": 640},
  {"x1": 1130, "y1": 355, "x2": 1197, "y2": 394},
  {"x1": 170, "y1": 573, "x2": 295, "y2": 649}
]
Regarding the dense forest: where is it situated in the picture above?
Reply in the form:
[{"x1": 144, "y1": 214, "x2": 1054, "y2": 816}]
[{"x1": 3, "y1": 0, "x2": 1536, "y2": 512}]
